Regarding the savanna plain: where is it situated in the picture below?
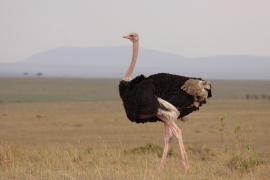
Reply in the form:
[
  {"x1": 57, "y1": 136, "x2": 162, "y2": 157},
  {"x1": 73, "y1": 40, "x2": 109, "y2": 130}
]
[{"x1": 0, "y1": 78, "x2": 269, "y2": 180}]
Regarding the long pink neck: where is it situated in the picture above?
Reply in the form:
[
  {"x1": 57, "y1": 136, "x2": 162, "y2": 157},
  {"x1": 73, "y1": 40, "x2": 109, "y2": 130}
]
[{"x1": 123, "y1": 41, "x2": 139, "y2": 81}]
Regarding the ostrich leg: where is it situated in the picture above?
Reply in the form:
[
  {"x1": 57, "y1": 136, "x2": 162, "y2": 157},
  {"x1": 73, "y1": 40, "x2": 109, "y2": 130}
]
[
  {"x1": 159, "y1": 123, "x2": 173, "y2": 169},
  {"x1": 156, "y1": 97, "x2": 189, "y2": 170},
  {"x1": 170, "y1": 122, "x2": 189, "y2": 170}
]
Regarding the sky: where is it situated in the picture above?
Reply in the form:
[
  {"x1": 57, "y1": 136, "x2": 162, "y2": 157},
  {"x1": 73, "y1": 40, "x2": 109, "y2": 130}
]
[{"x1": 0, "y1": 0, "x2": 270, "y2": 63}]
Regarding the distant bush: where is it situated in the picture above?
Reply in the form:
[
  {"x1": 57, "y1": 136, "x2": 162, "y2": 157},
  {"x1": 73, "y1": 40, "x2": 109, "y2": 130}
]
[
  {"x1": 245, "y1": 94, "x2": 270, "y2": 100},
  {"x1": 35, "y1": 114, "x2": 42, "y2": 119},
  {"x1": 36, "y1": 72, "x2": 43, "y2": 77},
  {"x1": 23, "y1": 72, "x2": 29, "y2": 76},
  {"x1": 261, "y1": 94, "x2": 267, "y2": 99}
]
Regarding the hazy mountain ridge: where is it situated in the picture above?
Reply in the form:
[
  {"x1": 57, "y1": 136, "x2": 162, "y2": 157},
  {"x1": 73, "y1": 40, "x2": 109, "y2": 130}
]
[{"x1": 1, "y1": 46, "x2": 270, "y2": 79}]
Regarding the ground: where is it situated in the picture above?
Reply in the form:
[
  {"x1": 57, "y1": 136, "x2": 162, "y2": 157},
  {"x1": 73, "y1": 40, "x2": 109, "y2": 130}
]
[{"x1": 0, "y1": 78, "x2": 269, "y2": 179}]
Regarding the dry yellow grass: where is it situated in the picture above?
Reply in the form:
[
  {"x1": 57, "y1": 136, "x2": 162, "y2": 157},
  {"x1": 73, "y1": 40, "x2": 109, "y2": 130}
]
[
  {"x1": 0, "y1": 100, "x2": 270, "y2": 179},
  {"x1": 0, "y1": 143, "x2": 268, "y2": 180}
]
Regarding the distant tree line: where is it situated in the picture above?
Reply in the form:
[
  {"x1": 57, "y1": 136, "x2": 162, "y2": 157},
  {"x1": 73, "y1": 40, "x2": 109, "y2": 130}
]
[
  {"x1": 245, "y1": 94, "x2": 270, "y2": 100},
  {"x1": 23, "y1": 72, "x2": 43, "y2": 77}
]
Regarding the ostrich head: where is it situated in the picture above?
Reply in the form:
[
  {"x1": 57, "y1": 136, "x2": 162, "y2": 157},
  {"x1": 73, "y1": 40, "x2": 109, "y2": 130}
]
[{"x1": 123, "y1": 32, "x2": 139, "y2": 43}]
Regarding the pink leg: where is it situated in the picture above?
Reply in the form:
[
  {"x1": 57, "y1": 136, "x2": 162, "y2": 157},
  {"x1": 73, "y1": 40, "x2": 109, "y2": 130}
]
[
  {"x1": 159, "y1": 123, "x2": 173, "y2": 169},
  {"x1": 156, "y1": 97, "x2": 189, "y2": 170},
  {"x1": 169, "y1": 122, "x2": 189, "y2": 170}
]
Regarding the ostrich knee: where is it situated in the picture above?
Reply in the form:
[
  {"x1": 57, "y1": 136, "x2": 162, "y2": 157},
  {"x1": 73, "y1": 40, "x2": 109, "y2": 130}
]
[{"x1": 157, "y1": 107, "x2": 180, "y2": 122}]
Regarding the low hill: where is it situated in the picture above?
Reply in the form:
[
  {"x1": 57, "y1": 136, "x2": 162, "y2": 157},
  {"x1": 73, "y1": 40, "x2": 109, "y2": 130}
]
[{"x1": 0, "y1": 46, "x2": 269, "y2": 79}]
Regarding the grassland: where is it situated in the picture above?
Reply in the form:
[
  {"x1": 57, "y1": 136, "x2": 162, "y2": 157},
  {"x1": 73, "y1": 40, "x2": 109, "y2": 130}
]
[{"x1": 0, "y1": 77, "x2": 270, "y2": 179}]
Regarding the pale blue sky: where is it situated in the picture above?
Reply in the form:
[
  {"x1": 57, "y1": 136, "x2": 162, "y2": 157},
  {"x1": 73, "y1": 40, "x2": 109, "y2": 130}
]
[{"x1": 1, "y1": 0, "x2": 270, "y2": 62}]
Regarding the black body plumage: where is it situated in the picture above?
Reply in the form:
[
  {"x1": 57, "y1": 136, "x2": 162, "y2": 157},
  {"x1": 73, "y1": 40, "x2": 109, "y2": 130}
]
[{"x1": 119, "y1": 73, "x2": 212, "y2": 123}]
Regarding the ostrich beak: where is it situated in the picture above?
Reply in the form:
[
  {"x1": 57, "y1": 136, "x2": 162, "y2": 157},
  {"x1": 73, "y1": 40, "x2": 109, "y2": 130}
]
[{"x1": 122, "y1": 35, "x2": 129, "y2": 39}]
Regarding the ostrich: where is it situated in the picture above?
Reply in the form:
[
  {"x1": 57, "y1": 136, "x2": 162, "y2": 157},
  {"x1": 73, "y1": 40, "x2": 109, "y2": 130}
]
[{"x1": 119, "y1": 33, "x2": 212, "y2": 170}]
